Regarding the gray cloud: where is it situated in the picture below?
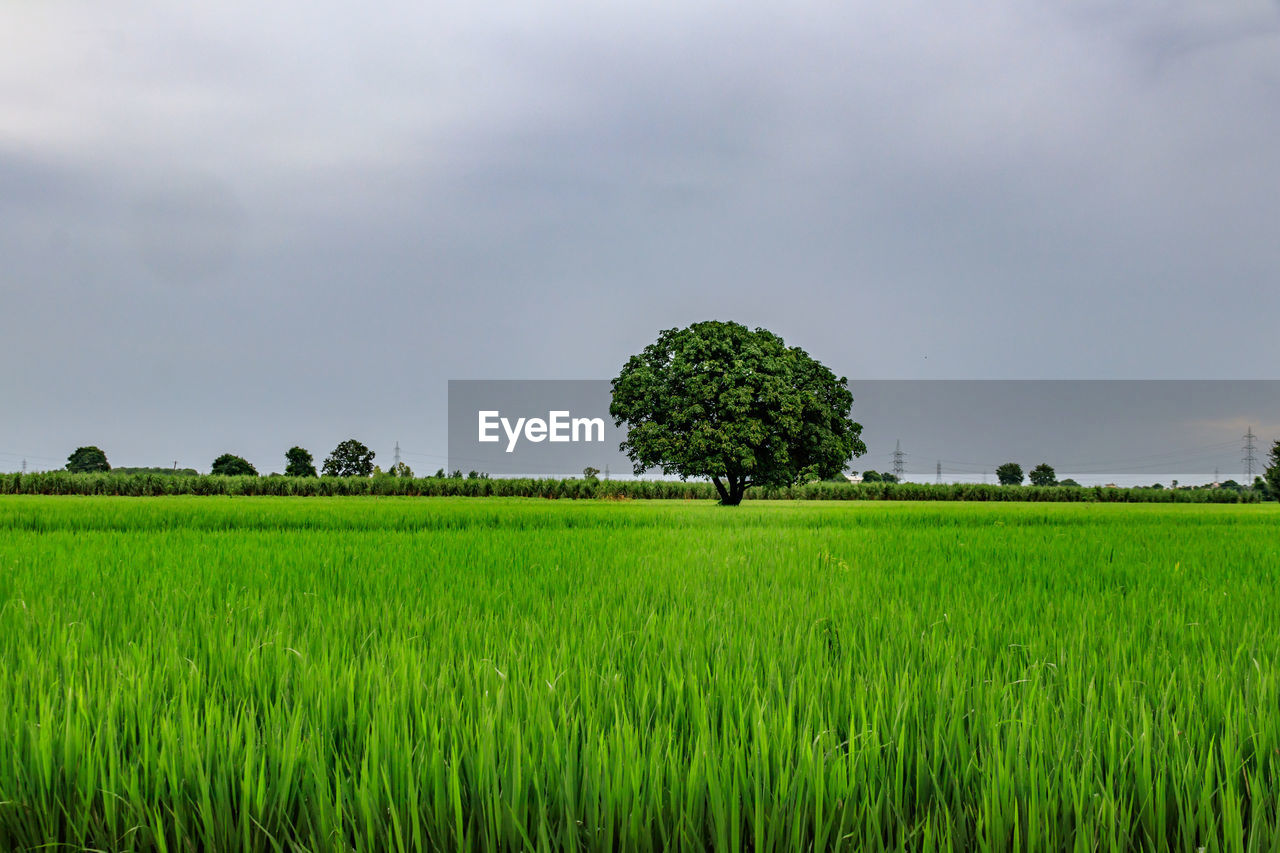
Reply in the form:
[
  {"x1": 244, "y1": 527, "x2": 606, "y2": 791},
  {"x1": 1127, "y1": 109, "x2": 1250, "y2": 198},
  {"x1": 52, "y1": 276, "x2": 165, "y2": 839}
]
[{"x1": 2, "y1": 0, "x2": 1279, "y2": 473}]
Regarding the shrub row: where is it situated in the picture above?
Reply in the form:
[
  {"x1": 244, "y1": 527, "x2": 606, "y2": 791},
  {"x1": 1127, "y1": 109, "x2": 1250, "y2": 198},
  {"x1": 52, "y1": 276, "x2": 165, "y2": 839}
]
[{"x1": 0, "y1": 472, "x2": 1260, "y2": 502}]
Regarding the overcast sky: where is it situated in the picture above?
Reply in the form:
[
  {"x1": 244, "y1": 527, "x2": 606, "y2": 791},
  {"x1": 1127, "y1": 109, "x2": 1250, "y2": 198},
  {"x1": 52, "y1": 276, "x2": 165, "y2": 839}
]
[{"x1": 3, "y1": 1, "x2": 1279, "y2": 473}]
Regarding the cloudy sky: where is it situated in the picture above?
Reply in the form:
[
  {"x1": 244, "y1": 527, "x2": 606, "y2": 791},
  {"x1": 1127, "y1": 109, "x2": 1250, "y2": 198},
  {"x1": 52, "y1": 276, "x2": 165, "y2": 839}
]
[{"x1": 3, "y1": 0, "x2": 1279, "y2": 474}]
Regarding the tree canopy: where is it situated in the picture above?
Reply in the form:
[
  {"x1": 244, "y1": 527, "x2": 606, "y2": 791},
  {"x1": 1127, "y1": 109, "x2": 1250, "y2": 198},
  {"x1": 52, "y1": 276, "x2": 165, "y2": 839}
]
[
  {"x1": 996, "y1": 462, "x2": 1024, "y2": 486},
  {"x1": 1266, "y1": 439, "x2": 1280, "y2": 500},
  {"x1": 610, "y1": 321, "x2": 865, "y2": 505},
  {"x1": 1029, "y1": 463, "x2": 1057, "y2": 487},
  {"x1": 66, "y1": 446, "x2": 110, "y2": 473},
  {"x1": 323, "y1": 440, "x2": 375, "y2": 477},
  {"x1": 210, "y1": 454, "x2": 257, "y2": 476},
  {"x1": 284, "y1": 446, "x2": 318, "y2": 478}
]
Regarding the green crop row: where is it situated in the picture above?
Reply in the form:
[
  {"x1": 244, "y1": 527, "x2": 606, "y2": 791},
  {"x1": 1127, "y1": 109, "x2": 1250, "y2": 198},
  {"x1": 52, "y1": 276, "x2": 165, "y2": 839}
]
[{"x1": 0, "y1": 471, "x2": 1258, "y2": 502}]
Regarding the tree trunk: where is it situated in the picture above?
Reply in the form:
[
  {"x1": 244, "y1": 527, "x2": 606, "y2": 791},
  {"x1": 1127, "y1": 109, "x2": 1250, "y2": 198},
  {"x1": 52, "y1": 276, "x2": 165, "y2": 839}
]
[
  {"x1": 711, "y1": 476, "x2": 731, "y2": 504},
  {"x1": 722, "y1": 475, "x2": 746, "y2": 506}
]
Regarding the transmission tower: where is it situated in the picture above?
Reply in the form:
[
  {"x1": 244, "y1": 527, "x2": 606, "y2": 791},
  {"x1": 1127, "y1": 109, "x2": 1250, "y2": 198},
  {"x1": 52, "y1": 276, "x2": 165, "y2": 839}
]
[
  {"x1": 936, "y1": 460, "x2": 942, "y2": 484},
  {"x1": 892, "y1": 440, "x2": 906, "y2": 481},
  {"x1": 393, "y1": 441, "x2": 401, "y2": 470},
  {"x1": 1243, "y1": 427, "x2": 1258, "y2": 481},
  {"x1": 21, "y1": 459, "x2": 27, "y2": 474}
]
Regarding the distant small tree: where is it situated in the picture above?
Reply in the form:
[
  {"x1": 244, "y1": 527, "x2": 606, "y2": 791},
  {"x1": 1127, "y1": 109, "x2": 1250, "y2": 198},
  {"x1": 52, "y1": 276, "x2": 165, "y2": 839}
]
[
  {"x1": 450, "y1": 469, "x2": 463, "y2": 478},
  {"x1": 284, "y1": 446, "x2": 317, "y2": 477},
  {"x1": 860, "y1": 470, "x2": 882, "y2": 483},
  {"x1": 1029, "y1": 463, "x2": 1056, "y2": 487},
  {"x1": 388, "y1": 461, "x2": 414, "y2": 477},
  {"x1": 583, "y1": 466, "x2": 600, "y2": 481},
  {"x1": 1266, "y1": 440, "x2": 1280, "y2": 499},
  {"x1": 211, "y1": 454, "x2": 257, "y2": 476},
  {"x1": 322, "y1": 440, "x2": 375, "y2": 477},
  {"x1": 996, "y1": 462, "x2": 1023, "y2": 486},
  {"x1": 1219, "y1": 479, "x2": 1242, "y2": 492},
  {"x1": 466, "y1": 470, "x2": 489, "y2": 480},
  {"x1": 1058, "y1": 478, "x2": 1081, "y2": 488},
  {"x1": 434, "y1": 468, "x2": 446, "y2": 478},
  {"x1": 66, "y1": 446, "x2": 110, "y2": 473},
  {"x1": 880, "y1": 472, "x2": 899, "y2": 484}
]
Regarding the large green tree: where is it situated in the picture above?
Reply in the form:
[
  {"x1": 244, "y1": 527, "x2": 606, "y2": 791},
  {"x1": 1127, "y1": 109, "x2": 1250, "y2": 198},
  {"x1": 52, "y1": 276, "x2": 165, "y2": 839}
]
[
  {"x1": 211, "y1": 454, "x2": 257, "y2": 476},
  {"x1": 284, "y1": 446, "x2": 318, "y2": 477},
  {"x1": 323, "y1": 439, "x2": 375, "y2": 477},
  {"x1": 996, "y1": 462, "x2": 1024, "y2": 486},
  {"x1": 610, "y1": 321, "x2": 866, "y2": 505},
  {"x1": 66, "y1": 446, "x2": 110, "y2": 473},
  {"x1": 1029, "y1": 462, "x2": 1057, "y2": 487}
]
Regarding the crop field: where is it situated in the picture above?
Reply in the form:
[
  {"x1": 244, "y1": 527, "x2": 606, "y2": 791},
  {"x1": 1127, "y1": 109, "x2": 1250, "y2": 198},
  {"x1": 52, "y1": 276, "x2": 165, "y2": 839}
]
[{"x1": 1, "y1": 497, "x2": 1278, "y2": 851}]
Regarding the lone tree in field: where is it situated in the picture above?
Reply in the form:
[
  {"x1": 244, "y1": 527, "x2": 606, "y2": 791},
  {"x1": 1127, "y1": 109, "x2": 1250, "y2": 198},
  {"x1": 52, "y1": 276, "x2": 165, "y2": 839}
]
[
  {"x1": 1029, "y1": 463, "x2": 1057, "y2": 487},
  {"x1": 996, "y1": 462, "x2": 1024, "y2": 486},
  {"x1": 1266, "y1": 439, "x2": 1280, "y2": 499},
  {"x1": 211, "y1": 454, "x2": 257, "y2": 476},
  {"x1": 66, "y1": 446, "x2": 110, "y2": 473},
  {"x1": 610, "y1": 321, "x2": 866, "y2": 506},
  {"x1": 284, "y1": 446, "x2": 318, "y2": 477},
  {"x1": 323, "y1": 439, "x2": 375, "y2": 477}
]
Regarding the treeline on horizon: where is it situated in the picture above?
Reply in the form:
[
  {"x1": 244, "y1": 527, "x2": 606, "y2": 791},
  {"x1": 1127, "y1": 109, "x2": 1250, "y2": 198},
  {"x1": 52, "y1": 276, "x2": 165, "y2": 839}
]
[{"x1": 0, "y1": 470, "x2": 1260, "y2": 502}]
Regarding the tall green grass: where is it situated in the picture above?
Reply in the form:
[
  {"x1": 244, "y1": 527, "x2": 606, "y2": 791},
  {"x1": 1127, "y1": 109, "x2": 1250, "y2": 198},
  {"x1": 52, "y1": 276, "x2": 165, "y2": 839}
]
[{"x1": 0, "y1": 497, "x2": 1277, "y2": 850}]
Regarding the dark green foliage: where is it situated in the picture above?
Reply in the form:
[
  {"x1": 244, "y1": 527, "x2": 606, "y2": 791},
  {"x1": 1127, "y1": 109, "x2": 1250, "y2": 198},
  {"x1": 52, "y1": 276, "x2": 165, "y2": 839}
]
[
  {"x1": 996, "y1": 462, "x2": 1023, "y2": 486},
  {"x1": 387, "y1": 462, "x2": 414, "y2": 477},
  {"x1": 1029, "y1": 463, "x2": 1057, "y2": 487},
  {"x1": 1266, "y1": 440, "x2": 1280, "y2": 500},
  {"x1": 582, "y1": 467, "x2": 600, "y2": 481},
  {"x1": 284, "y1": 447, "x2": 317, "y2": 478},
  {"x1": 210, "y1": 454, "x2": 257, "y2": 476},
  {"x1": 322, "y1": 440, "x2": 375, "y2": 477},
  {"x1": 861, "y1": 471, "x2": 882, "y2": 483},
  {"x1": 610, "y1": 321, "x2": 866, "y2": 505},
  {"x1": 66, "y1": 446, "x2": 110, "y2": 473},
  {"x1": 1058, "y1": 478, "x2": 1081, "y2": 488},
  {"x1": 0, "y1": 472, "x2": 1260, "y2": 502}
]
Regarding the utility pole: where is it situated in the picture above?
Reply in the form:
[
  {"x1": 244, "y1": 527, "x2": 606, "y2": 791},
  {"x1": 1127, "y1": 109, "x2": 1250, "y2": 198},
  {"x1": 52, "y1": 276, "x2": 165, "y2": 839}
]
[
  {"x1": 1244, "y1": 427, "x2": 1258, "y2": 482},
  {"x1": 892, "y1": 440, "x2": 906, "y2": 482},
  {"x1": 936, "y1": 460, "x2": 942, "y2": 484}
]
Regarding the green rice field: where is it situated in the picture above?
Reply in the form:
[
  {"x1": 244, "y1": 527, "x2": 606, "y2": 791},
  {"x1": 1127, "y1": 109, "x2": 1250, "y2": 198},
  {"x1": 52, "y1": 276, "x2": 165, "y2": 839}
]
[{"x1": 1, "y1": 497, "x2": 1278, "y2": 851}]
